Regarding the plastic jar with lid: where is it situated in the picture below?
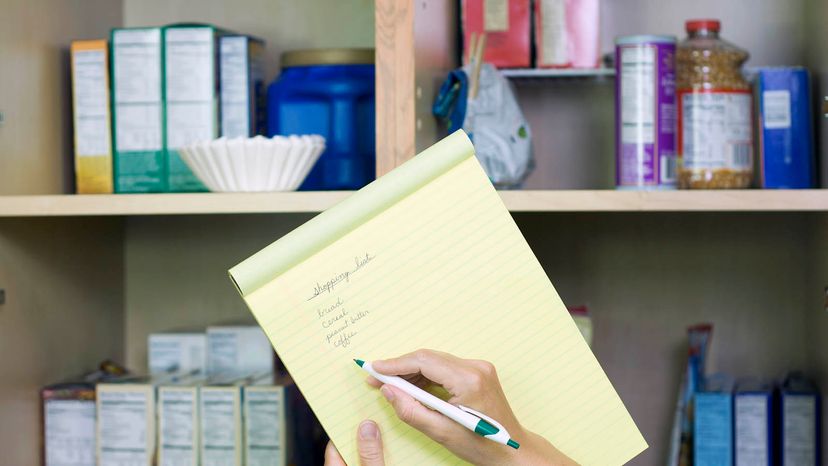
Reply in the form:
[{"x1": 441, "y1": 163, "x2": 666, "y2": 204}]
[
  {"x1": 676, "y1": 19, "x2": 753, "y2": 189},
  {"x1": 267, "y1": 49, "x2": 375, "y2": 191}
]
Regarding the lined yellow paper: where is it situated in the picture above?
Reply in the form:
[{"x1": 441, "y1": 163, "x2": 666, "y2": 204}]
[{"x1": 230, "y1": 131, "x2": 647, "y2": 465}]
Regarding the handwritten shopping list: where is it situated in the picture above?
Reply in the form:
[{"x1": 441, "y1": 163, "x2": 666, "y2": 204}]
[
  {"x1": 311, "y1": 253, "x2": 375, "y2": 349},
  {"x1": 236, "y1": 133, "x2": 647, "y2": 466}
]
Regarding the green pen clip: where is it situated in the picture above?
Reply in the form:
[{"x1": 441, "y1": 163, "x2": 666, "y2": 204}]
[{"x1": 458, "y1": 405, "x2": 520, "y2": 449}]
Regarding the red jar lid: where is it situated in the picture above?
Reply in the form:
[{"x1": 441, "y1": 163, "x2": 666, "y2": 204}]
[{"x1": 686, "y1": 19, "x2": 721, "y2": 32}]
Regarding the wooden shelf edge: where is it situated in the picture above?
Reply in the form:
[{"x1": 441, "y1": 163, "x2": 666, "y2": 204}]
[
  {"x1": 500, "y1": 68, "x2": 616, "y2": 78},
  {"x1": 1, "y1": 190, "x2": 828, "y2": 217},
  {"x1": 0, "y1": 192, "x2": 355, "y2": 217},
  {"x1": 501, "y1": 190, "x2": 828, "y2": 212}
]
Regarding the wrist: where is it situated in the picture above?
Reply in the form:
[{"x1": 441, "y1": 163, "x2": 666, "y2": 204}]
[{"x1": 506, "y1": 429, "x2": 576, "y2": 466}]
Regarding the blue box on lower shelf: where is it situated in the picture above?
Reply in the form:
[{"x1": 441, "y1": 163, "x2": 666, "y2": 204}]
[
  {"x1": 780, "y1": 373, "x2": 821, "y2": 466},
  {"x1": 694, "y1": 375, "x2": 734, "y2": 466},
  {"x1": 735, "y1": 378, "x2": 774, "y2": 466}
]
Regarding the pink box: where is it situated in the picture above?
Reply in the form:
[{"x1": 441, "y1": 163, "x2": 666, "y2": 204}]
[{"x1": 535, "y1": 0, "x2": 600, "y2": 69}]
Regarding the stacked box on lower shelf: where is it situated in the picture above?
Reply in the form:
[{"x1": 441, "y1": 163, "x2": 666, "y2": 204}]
[
  {"x1": 688, "y1": 373, "x2": 822, "y2": 466},
  {"x1": 243, "y1": 384, "x2": 289, "y2": 466},
  {"x1": 42, "y1": 382, "x2": 98, "y2": 466},
  {"x1": 94, "y1": 373, "x2": 290, "y2": 466},
  {"x1": 96, "y1": 381, "x2": 156, "y2": 466},
  {"x1": 694, "y1": 376, "x2": 734, "y2": 465},
  {"x1": 43, "y1": 326, "x2": 302, "y2": 466},
  {"x1": 158, "y1": 383, "x2": 201, "y2": 466}
]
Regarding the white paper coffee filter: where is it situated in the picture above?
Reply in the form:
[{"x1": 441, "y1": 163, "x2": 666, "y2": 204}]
[{"x1": 180, "y1": 135, "x2": 326, "y2": 192}]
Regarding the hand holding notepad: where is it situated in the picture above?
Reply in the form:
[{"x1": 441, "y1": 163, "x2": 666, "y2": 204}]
[{"x1": 229, "y1": 131, "x2": 647, "y2": 465}]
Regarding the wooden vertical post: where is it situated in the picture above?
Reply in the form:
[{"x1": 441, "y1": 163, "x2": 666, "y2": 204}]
[{"x1": 375, "y1": 0, "x2": 416, "y2": 176}]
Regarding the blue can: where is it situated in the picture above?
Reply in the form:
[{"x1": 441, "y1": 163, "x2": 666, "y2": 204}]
[{"x1": 267, "y1": 49, "x2": 375, "y2": 190}]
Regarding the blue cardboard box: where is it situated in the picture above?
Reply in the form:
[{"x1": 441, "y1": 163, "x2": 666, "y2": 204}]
[
  {"x1": 755, "y1": 67, "x2": 815, "y2": 188},
  {"x1": 694, "y1": 375, "x2": 734, "y2": 466}
]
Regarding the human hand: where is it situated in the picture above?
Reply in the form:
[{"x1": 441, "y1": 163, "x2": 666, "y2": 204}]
[
  {"x1": 368, "y1": 349, "x2": 577, "y2": 466},
  {"x1": 324, "y1": 420, "x2": 385, "y2": 466}
]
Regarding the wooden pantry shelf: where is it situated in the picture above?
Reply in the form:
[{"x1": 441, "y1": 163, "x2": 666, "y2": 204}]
[
  {"x1": 2, "y1": 190, "x2": 828, "y2": 217},
  {"x1": 0, "y1": 192, "x2": 353, "y2": 217},
  {"x1": 499, "y1": 68, "x2": 616, "y2": 79},
  {"x1": 500, "y1": 189, "x2": 828, "y2": 212}
]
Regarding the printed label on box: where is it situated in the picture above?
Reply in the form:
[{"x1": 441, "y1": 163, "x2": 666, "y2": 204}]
[
  {"x1": 539, "y1": 0, "x2": 568, "y2": 66},
  {"x1": 763, "y1": 90, "x2": 792, "y2": 129},
  {"x1": 166, "y1": 28, "x2": 215, "y2": 150},
  {"x1": 484, "y1": 0, "x2": 509, "y2": 31},
  {"x1": 159, "y1": 389, "x2": 197, "y2": 466},
  {"x1": 73, "y1": 50, "x2": 111, "y2": 157},
  {"x1": 735, "y1": 395, "x2": 768, "y2": 466},
  {"x1": 220, "y1": 37, "x2": 251, "y2": 138},
  {"x1": 201, "y1": 389, "x2": 240, "y2": 466},
  {"x1": 45, "y1": 400, "x2": 96, "y2": 466},
  {"x1": 783, "y1": 396, "x2": 816, "y2": 466},
  {"x1": 98, "y1": 390, "x2": 150, "y2": 465},
  {"x1": 113, "y1": 29, "x2": 162, "y2": 153},
  {"x1": 245, "y1": 390, "x2": 283, "y2": 466}
]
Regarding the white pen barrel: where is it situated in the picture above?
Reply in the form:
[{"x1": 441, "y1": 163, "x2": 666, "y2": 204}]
[{"x1": 363, "y1": 361, "x2": 479, "y2": 430}]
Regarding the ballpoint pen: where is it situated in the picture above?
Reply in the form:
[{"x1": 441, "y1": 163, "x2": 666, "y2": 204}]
[{"x1": 355, "y1": 359, "x2": 519, "y2": 449}]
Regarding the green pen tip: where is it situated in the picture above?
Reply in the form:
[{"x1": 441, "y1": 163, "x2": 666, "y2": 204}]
[
  {"x1": 354, "y1": 359, "x2": 365, "y2": 367},
  {"x1": 507, "y1": 439, "x2": 520, "y2": 449}
]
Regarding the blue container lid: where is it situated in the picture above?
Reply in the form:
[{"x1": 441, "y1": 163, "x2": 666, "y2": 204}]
[{"x1": 281, "y1": 48, "x2": 374, "y2": 68}]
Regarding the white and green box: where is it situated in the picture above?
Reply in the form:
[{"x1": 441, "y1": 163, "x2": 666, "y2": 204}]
[
  {"x1": 164, "y1": 24, "x2": 227, "y2": 192},
  {"x1": 219, "y1": 35, "x2": 266, "y2": 138},
  {"x1": 111, "y1": 27, "x2": 166, "y2": 193}
]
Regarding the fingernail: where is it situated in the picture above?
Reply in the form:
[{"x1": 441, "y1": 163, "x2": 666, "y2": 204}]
[
  {"x1": 359, "y1": 420, "x2": 379, "y2": 440},
  {"x1": 380, "y1": 385, "x2": 395, "y2": 401}
]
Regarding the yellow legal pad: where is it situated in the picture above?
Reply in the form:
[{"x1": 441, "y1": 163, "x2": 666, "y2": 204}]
[{"x1": 229, "y1": 131, "x2": 647, "y2": 465}]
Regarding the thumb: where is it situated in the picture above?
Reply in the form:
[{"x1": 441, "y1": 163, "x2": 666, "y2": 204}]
[
  {"x1": 324, "y1": 441, "x2": 347, "y2": 466},
  {"x1": 357, "y1": 420, "x2": 385, "y2": 466}
]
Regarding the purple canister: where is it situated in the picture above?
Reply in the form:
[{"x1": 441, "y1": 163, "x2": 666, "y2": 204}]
[{"x1": 615, "y1": 35, "x2": 677, "y2": 189}]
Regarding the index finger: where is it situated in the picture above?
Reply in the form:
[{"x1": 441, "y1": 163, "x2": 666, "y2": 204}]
[{"x1": 371, "y1": 349, "x2": 464, "y2": 392}]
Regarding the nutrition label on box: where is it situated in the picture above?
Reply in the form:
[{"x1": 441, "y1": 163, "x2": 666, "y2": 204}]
[
  {"x1": 98, "y1": 389, "x2": 150, "y2": 465},
  {"x1": 762, "y1": 90, "x2": 792, "y2": 129},
  {"x1": 113, "y1": 29, "x2": 163, "y2": 153},
  {"x1": 735, "y1": 395, "x2": 768, "y2": 466},
  {"x1": 220, "y1": 37, "x2": 252, "y2": 138},
  {"x1": 201, "y1": 389, "x2": 239, "y2": 466},
  {"x1": 160, "y1": 389, "x2": 197, "y2": 464},
  {"x1": 165, "y1": 28, "x2": 215, "y2": 150},
  {"x1": 45, "y1": 400, "x2": 96, "y2": 466},
  {"x1": 484, "y1": 0, "x2": 509, "y2": 31},
  {"x1": 244, "y1": 390, "x2": 283, "y2": 466},
  {"x1": 783, "y1": 396, "x2": 816, "y2": 465},
  {"x1": 72, "y1": 49, "x2": 111, "y2": 157}
]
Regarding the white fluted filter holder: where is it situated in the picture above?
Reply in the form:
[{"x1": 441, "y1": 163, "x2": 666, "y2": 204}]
[{"x1": 179, "y1": 135, "x2": 326, "y2": 192}]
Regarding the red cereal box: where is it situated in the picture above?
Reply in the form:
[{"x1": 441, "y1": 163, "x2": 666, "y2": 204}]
[{"x1": 461, "y1": 0, "x2": 531, "y2": 68}]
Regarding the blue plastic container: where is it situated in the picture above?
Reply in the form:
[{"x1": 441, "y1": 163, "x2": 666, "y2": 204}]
[{"x1": 267, "y1": 48, "x2": 375, "y2": 190}]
